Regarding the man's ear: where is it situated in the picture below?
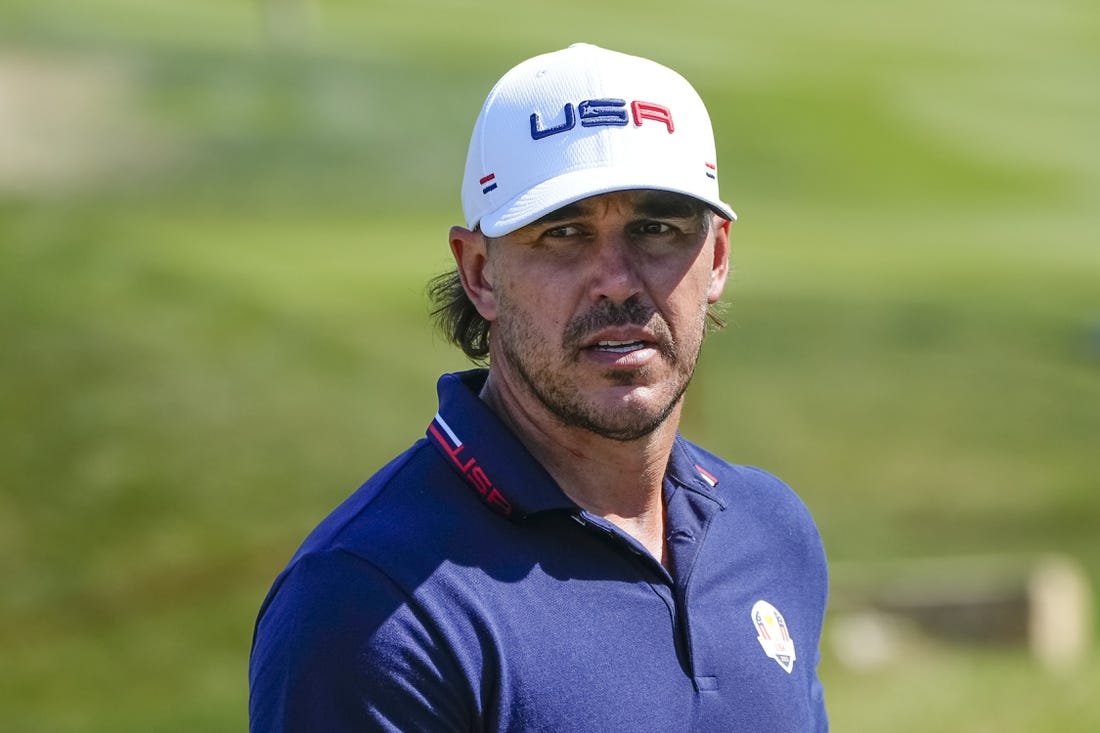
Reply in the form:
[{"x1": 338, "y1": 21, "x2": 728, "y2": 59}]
[
  {"x1": 706, "y1": 216, "x2": 732, "y2": 305},
  {"x1": 449, "y1": 226, "x2": 497, "y2": 321}
]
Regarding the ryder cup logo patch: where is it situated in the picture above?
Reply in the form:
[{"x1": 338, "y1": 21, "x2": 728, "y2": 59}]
[{"x1": 751, "y1": 600, "x2": 797, "y2": 674}]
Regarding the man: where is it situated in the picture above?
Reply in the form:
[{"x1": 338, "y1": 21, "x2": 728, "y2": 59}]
[{"x1": 250, "y1": 43, "x2": 829, "y2": 731}]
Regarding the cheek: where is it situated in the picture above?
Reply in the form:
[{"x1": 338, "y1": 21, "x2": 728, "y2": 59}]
[
  {"x1": 661, "y1": 260, "x2": 713, "y2": 305},
  {"x1": 501, "y1": 265, "x2": 578, "y2": 315},
  {"x1": 496, "y1": 277, "x2": 572, "y2": 340},
  {"x1": 658, "y1": 268, "x2": 717, "y2": 335}
]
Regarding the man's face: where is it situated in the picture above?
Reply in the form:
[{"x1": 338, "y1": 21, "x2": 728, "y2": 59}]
[{"x1": 479, "y1": 190, "x2": 730, "y2": 442}]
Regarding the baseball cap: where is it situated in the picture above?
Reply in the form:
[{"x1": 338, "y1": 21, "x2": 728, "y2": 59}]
[{"x1": 461, "y1": 43, "x2": 737, "y2": 237}]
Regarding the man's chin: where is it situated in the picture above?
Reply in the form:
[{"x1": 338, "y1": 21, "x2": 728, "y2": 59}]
[
  {"x1": 558, "y1": 391, "x2": 682, "y2": 442},
  {"x1": 599, "y1": 366, "x2": 655, "y2": 387}
]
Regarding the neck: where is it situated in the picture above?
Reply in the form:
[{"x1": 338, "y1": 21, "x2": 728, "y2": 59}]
[{"x1": 480, "y1": 370, "x2": 679, "y2": 565}]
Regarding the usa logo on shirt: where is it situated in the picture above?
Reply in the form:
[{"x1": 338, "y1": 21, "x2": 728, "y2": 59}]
[{"x1": 752, "y1": 600, "x2": 797, "y2": 674}]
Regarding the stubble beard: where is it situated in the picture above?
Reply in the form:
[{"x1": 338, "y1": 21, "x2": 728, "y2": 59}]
[{"x1": 495, "y1": 296, "x2": 706, "y2": 442}]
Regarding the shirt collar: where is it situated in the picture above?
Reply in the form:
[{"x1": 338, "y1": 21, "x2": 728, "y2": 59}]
[
  {"x1": 664, "y1": 438, "x2": 728, "y2": 510},
  {"x1": 426, "y1": 369, "x2": 727, "y2": 520},
  {"x1": 427, "y1": 370, "x2": 577, "y2": 519}
]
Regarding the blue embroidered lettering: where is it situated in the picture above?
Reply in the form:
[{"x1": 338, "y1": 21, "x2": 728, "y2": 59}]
[
  {"x1": 530, "y1": 104, "x2": 577, "y2": 140},
  {"x1": 578, "y1": 98, "x2": 628, "y2": 127}
]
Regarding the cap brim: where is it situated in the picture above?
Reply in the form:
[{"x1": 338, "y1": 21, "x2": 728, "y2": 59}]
[{"x1": 478, "y1": 166, "x2": 736, "y2": 237}]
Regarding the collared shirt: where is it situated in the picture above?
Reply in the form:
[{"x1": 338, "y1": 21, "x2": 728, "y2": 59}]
[{"x1": 249, "y1": 370, "x2": 829, "y2": 732}]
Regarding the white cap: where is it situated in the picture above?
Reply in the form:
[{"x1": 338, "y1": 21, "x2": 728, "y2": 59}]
[{"x1": 461, "y1": 43, "x2": 736, "y2": 237}]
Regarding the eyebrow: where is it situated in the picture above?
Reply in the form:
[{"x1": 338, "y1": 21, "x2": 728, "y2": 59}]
[{"x1": 529, "y1": 202, "x2": 588, "y2": 226}]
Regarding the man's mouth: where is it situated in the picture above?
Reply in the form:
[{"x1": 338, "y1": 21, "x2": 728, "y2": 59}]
[{"x1": 590, "y1": 340, "x2": 650, "y2": 354}]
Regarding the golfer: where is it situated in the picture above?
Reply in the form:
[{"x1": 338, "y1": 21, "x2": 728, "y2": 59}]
[{"x1": 249, "y1": 42, "x2": 829, "y2": 732}]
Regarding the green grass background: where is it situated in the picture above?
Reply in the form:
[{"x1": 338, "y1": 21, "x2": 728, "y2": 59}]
[{"x1": 2, "y1": 0, "x2": 1098, "y2": 730}]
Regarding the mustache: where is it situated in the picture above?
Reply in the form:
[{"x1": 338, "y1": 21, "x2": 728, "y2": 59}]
[{"x1": 563, "y1": 298, "x2": 676, "y2": 357}]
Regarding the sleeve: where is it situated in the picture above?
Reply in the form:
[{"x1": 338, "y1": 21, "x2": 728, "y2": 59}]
[{"x1": 248, "y1": 549, "x2": 472, "y2": 733}]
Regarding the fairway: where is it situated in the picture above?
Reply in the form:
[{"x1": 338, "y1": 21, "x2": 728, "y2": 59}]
[{"x1": 2, "y1": 0, "x2": 1099, "y2": 730}]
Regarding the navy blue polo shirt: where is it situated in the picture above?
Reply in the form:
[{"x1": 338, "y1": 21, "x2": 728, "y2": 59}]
[{"x1": 250, "y1": 370, "x2": 829, "y2": 732}]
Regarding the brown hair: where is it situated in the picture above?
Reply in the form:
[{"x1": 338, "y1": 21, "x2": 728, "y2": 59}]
[{"x1": 428, "y1": 269, "x2": 493, "y2": 363}]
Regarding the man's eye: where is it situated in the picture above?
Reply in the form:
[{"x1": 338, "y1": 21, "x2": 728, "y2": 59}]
[
  {"x1": 638, "y1": 221, "x2": 673, "y2": 235},
  {"x1": 544, "y1": 225, "x2": 582, "y2": 238}
]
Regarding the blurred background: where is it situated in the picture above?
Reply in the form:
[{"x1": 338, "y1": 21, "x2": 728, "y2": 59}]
[{"x1": 2, "y1": 0, "x2": 1098, "y2": 730}]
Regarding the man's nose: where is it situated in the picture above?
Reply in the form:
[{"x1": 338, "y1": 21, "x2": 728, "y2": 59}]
[{"x1": 588, "y1": 234, "x2": 642, "y2": 304}]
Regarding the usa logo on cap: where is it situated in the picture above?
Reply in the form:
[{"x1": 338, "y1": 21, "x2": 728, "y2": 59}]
[
  {"x1": 751, "y1": 599, "x2": 797, "y2": 674},
  {"x1": 460, "y1": 43, "x2": 736, "y2": 237}
]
